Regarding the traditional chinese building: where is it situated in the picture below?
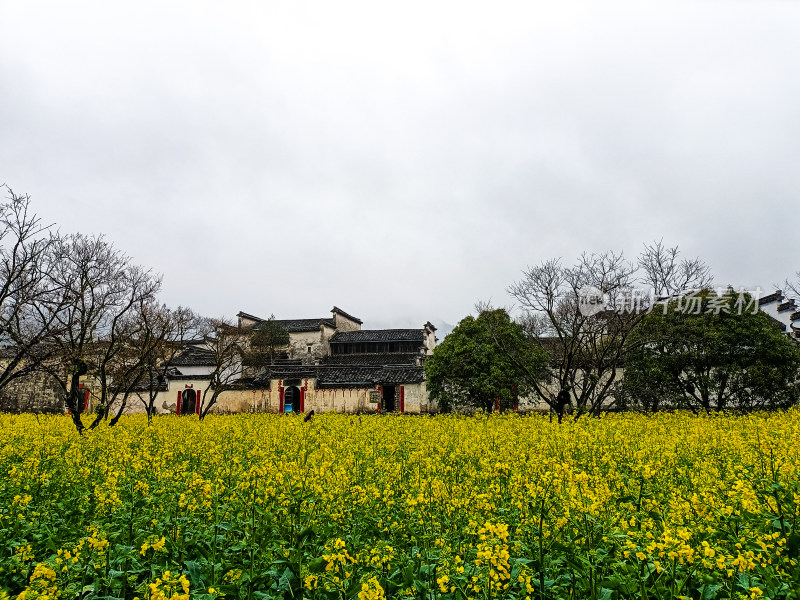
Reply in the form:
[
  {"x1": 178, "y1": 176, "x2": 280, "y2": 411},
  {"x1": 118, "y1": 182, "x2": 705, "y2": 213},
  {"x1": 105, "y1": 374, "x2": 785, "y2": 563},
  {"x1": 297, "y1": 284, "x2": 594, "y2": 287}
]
[{"x1": 158, "y1": 307, "x2": 438, "y2": 415}]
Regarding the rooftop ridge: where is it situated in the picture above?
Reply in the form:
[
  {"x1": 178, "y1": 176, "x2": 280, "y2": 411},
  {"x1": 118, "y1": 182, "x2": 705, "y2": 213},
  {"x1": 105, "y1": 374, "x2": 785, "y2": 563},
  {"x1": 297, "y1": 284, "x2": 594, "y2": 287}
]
[{"x1": 331, "y1": 306, "x2": 363, "y2": 324}]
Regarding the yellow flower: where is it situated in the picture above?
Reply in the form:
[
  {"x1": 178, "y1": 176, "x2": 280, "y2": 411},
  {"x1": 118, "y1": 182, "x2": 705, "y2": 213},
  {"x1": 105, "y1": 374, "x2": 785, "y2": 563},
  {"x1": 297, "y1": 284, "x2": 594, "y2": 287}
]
[{"x1": 357, "y1": 577, "x2": 385, "y2": 600}]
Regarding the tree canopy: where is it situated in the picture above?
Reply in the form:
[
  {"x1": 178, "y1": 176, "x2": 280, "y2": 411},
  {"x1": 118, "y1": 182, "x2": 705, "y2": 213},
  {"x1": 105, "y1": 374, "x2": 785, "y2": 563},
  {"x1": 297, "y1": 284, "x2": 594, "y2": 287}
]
[
  {"x1": 623, "y1": 289, "x2": 800, "y2": 412},
  {"x1": 424, "y1": 308, "x2": 548, "y2": 412},
  {"x1": 248, "y1": 315, "x2": 290, "y2": 365}
]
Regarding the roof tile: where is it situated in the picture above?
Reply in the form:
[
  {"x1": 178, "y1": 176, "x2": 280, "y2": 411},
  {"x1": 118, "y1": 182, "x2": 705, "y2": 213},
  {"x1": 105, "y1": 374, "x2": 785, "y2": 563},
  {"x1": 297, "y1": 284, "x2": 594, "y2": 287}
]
[{"x1": 329, "y1": 329, "x2": 425, "y2": 343}]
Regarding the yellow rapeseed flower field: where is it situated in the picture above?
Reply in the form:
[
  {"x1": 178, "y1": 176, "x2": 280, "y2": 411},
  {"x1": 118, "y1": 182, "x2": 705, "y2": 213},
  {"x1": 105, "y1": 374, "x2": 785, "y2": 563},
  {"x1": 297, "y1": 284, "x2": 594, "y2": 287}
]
[{"x1": 1, "y1": 411, "x2": 799, "y2": 600}]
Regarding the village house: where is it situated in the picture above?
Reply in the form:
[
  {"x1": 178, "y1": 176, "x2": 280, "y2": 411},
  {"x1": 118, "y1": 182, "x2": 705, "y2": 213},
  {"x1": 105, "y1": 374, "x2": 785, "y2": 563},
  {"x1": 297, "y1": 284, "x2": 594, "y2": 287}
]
[
  {"x1": 2, "y1": 293, "x2": 797, "y2": 416},
  {"x1": 758, "y1": 291, "x2": 800, "y2": 339},
  {"x1": 153, "y1": 306, "x2": 438, "y2": 415}
]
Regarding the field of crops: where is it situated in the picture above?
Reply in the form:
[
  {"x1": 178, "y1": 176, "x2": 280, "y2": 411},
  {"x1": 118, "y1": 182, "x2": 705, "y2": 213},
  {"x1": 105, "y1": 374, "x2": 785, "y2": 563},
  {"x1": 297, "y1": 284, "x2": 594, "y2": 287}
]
[{"x1": 1, "y1": 412, "x2": 799, "y2": 600}]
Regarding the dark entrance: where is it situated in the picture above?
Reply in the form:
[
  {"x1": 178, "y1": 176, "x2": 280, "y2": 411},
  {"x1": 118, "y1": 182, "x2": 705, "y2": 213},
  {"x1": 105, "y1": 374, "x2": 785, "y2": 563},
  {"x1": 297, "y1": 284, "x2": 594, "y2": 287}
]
[
  {"x1": 284, "y1": 386, "x2": 300, "y2": 413},
  {"x1": 181, "y1": 389, "x2": 197, "y2": 415},
  {"x1": 383, "y1": 385, "x2": 396, "y2": 412}
]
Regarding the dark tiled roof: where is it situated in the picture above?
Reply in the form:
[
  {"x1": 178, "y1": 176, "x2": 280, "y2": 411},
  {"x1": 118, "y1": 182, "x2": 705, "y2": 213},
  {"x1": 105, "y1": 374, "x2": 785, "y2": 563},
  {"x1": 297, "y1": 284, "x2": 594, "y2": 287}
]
[
  {"x1": 171, "y1": 346, "x2": 216, "y2": 366},
  {"x1": 277, "y1": 318, "x2": 335, "y2": 332},
  {"x1": 759, "y1": 291, "x2": 782, "y2": 305},
  {"x1": 169, "y1": 373, "x2": 213, "y2": 381},
  {"x1": 317, "y1": 366, "x2": 425, "y2": 387},
  {"x1": 331, "y1": 306, "x2": 362, "y2": 324},
  {"x1": 322, "y1": 353, "x2": 420, "y2": 366},
  {"x1": 778, "y1": 300, "x2": 797, "y2": 313},
  {"x1": 237, "y1": 311, "x2": 263, "y2": 323},
  {"x1": 330, "y1": 329, "x2": 425, "y2": 343},
  {"x1": 253, "y1": 364, "x2": 425, "y2": 387},
  {"x1": 248, "y1": 316, "x2": 335, "y2": 332},
  {"x1": 131, "y1": 375, "x2": 169, "y2": 392},
  {"x1": 317, "y1": 366, "x2": 424, "y2": 387},
  {"x1": 253, "y1": 365, "x2": 318, "y2": 385},
  {"x1": 764, "y1": 314, "x2": 788, "y2": 332}
]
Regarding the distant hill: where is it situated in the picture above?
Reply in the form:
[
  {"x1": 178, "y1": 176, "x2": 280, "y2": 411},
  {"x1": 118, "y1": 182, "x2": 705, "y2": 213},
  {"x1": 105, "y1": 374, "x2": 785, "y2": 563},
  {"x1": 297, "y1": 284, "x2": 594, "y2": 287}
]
[{"x1": 430, "y1": 319, "x2": 454, "y2": 338}]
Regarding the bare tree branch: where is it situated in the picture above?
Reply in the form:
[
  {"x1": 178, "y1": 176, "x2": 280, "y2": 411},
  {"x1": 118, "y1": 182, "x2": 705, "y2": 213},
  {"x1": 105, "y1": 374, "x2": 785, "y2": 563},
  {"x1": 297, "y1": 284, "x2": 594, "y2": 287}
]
[
  {"x1": 638, "y1": 239, "x2": 712, "y2": 297},
  {"x1": 37, "y1": 233, "x2": 161, "y2": 433},
  {"x1": 0, "y1": 186, "x2": 64, "y2": 392},
  {"x1": 509, "y1": 251, "x2": 644, "y2": 417},
  {"x1": 199, "y1": 318, "x2": 246, "y2": 419}
]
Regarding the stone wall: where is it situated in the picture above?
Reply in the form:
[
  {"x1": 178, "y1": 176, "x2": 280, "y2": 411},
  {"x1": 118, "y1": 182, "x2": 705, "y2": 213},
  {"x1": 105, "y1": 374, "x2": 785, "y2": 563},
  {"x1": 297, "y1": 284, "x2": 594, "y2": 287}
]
[
  {"x1": 287, "y1": 330, "x2": 328, "y2": 363},
  {"x1": 0, "y1": 371, "x2": 64, "y2": 413},
  {"x1": 0, "y1": 369, "x2": 434, "y2": 416},
  {"x1": 245, "y1": 378, "x2": 431, "y2": 414},
  {"x1": 332, "y1": 310, "x2": 361, "y2": 332}
]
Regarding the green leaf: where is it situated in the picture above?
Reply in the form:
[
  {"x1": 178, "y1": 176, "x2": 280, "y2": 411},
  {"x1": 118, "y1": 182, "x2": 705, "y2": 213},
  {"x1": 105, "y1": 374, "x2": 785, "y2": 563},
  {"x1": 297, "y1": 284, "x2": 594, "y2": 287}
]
[
  {"x1": 307, "y1": 557, "x2": 327, "y2": 573},
  {"x1": 598, "y1": 588, "x2": 615, "y2": 600},
  {"x1": 185, "y1": 560, "x2": 207, "y2": 587}
]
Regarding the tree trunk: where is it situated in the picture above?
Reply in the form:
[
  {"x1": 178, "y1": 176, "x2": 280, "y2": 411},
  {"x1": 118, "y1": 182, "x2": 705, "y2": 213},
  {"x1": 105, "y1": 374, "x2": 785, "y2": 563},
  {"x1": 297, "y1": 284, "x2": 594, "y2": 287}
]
[
  {"x1": 109, "y1": 395, "x2": 129, "y2": 426},
  {"x1": 88, "y1": 409, "x2": 105, "y2": 430},
  {"x1": 66, "y1": 373, "x2": 85, "y2": 434},
  {"x1": 200, "y1": 387, "x2": 222, "y2": 420}
]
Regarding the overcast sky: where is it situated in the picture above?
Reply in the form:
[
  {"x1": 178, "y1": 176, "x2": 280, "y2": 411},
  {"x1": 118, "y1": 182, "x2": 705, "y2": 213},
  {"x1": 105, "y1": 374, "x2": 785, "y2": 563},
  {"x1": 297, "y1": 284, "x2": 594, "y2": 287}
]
[{"x1": 2, "y1": 1, "x2": 799, "y2": 331}]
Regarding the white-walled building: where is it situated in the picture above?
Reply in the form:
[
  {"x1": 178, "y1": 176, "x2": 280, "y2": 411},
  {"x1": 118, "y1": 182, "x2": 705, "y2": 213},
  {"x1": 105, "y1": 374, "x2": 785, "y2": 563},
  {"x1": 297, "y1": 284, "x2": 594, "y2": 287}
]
[{"x1": 152, "y1": 306, "x2": 438, "y2": 415}]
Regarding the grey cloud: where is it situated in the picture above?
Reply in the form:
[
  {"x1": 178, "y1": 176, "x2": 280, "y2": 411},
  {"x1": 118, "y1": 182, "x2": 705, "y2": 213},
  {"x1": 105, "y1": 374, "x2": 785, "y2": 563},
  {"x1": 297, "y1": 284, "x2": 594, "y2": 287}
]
[{"x1": 2, "y1": 1, "x2": 799, "y2": 326}]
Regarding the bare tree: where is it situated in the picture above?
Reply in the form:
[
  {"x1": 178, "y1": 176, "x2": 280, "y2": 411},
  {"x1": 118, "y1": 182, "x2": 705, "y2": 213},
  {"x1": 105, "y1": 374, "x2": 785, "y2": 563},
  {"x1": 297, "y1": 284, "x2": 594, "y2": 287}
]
[
  {"x1": 638, "y1": 239, "x2": 712, "y2": 297},
  {"x1": 86, "y1": 266, "x2": 162, "y2": 428},
  {"x1": 198, "y1": 318, "x2": 246, "y2": 419},
  {"x1": 39, "y1": 234, "x2": 160, "y2": 433},
  {"x1": 0, "y1": 186, "x2": 66, "y2": 392},
  {"x1": 131, "y1": 304, "x2": 203, "y2": 423},
  {"x1": 247, "y1": 315, "x2": 289, "y2": 367},
  {"x1": 506, "y1": 243, "x2": 714, "y2": 419},
  {"x1": 102, "y1": 312, "x2": 152, "y2": 425},
  {"x1": 784, "y1": 271, "x2": 800, "y2": 300},
  {"x1": 99, "y1": 302, "x2": 197, "y2": 426},
  {"x1": 508, "y1": 252, "x2": 642, "y2": 418}
]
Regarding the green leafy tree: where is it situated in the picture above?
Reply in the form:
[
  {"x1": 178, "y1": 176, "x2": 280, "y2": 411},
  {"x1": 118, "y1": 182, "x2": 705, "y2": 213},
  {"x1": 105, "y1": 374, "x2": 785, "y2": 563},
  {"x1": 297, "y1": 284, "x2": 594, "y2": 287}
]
[
  {"x1": 623, "y1": 289, "x2": 800, "y2": 412},
  {"x1": 248, "y1": 314, "x2": 290, "y2": 366},
  {"x1": 424, "y1": 308, "x2": 548, "y2": 412}
]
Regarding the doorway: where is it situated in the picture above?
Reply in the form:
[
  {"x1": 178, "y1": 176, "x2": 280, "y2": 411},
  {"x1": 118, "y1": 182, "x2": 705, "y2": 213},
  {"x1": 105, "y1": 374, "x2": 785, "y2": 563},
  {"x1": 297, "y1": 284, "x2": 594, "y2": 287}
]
[
  {"x1": 383, "y1": 385, "x2": 396, "y2": 412},
  {"x1": 181, "y1": 389, "x2": 197, "y2": 415},
  {"x1": 284, "y1": 386, "x2": 300, "y2": 413}
]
